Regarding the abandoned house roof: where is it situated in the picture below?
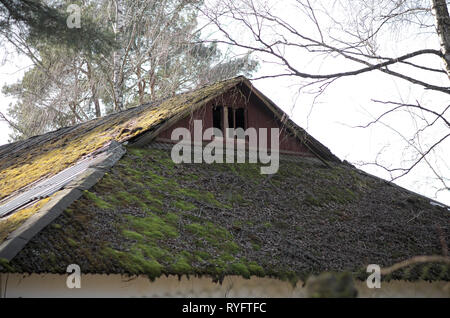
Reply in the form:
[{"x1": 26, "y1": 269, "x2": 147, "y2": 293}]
[
  {"x1": 0, "y1": 76, "x2": 337, "y2": 203},
  {"x1": 0, "y1": 77, "x2": 448, "y2": 284}
]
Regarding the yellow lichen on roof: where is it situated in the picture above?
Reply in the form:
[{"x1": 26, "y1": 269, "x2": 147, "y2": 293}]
[
  {"x1": 0, "y1": 77, "x2": 243, "y2": 201},
  {"x1": 131, "y1": 77, "x2": 242, "y2": 131},
  {"x1": 0, "y1": 197, "x2": 51, "y2": 243},
  {"x1": 0, "y1": 130, "x2": 111, "y2": 200}
]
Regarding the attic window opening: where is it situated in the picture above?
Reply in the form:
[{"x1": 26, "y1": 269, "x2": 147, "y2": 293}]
[
  {"x1": 229, "y1": 107, "x2": 245, "y2": 139},
  {"x1": 212, "y1": 106, "x2": 223, "y2": 132},
  {"x1": 227, "y1": 108, "x2": 234, "y2": 129},
  {"x1": 212, "y1": 106, "x2": 246, "y2": 139},
  {"x1": 235, "y1": 108, "x2": 245, "y2": 130}
]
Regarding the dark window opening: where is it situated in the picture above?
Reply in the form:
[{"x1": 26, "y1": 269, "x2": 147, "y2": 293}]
[
  {"x1": 212, "y1": 106, "x2": 222, "y2": 131},
  {"x1": 227, "y1": 107, "x2": 234, "y2": 129},
  {"x1": 235, "y1": 108, "x2": 245, "y2": 130},
  {"x1": 212, "y1": 106, "x2": 246, "y2": 138}
]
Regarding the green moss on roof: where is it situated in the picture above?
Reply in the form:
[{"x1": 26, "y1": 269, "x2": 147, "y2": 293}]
[
  {"x1": 3, "y1": 147, "x2": 449, "y2": 283},
  {"x1": 0, "y1": 77, "x2": 244, "y2": 201},
  {"x1": 82, "y1": 190, "x2": 113, "y2": 210},
  {"x1": 0, "y1": 197, "x2": 51, "y2": 243}
]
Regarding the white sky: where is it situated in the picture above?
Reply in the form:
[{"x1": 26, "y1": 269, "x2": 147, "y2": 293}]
[
  {"x1": 200, "y1": 0, "x2": 450, "y2": 206},
  {"x1": 0, "y1": 46, "x2": 31, "y2": 145},
  {"x1": 0, "y1": 1, "x2": 449, "y2": 206}
]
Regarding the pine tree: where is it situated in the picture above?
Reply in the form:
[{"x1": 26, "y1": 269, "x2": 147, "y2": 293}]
[{"x1": 2, "y1": 0, "x2": 258, "y2": 141}]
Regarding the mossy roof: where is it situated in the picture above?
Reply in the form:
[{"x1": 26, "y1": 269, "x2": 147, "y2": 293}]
[
  {"x1": 0, "y1": 76, "x2": 337, "y2": 204},
  {"x1": 2, "y1": 147, "x2": 449, "y2": 283},
  {"x1": 0, "y1": 76, "x2": 340, "y2": 250},
  {"x1": 0, "y1": 77, "x2": 245, "y2": 202}
]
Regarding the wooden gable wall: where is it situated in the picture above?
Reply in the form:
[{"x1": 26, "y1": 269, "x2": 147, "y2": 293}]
[{"x1": 155, "y1": 86, "x2": 314, "y2": 156}]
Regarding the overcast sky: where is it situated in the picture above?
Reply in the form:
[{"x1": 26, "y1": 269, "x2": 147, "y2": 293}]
[
  {"x1": 1, "y1": 1, "x2": 449, "y2": 206},
  {"x1": 200, "y1": 0, "x2": 450, "y2": 206}
]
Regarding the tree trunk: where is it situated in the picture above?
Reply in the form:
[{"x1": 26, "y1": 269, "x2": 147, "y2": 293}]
[
  {"x1": 86, "y1": 60, "x2": 101, "y2": 117},
  {"x1": 93, "y1": 94, "x2": 101, "y2": 118},
  {"x1": 137, "y1": 66, "x2": 146, "y2": 104},
  {"x1": 149, "y1": 70, "x2": 156, "y2": 100},
  {"x1": 431, "y1": 0, "x2": 450, "y2": 79},
  {"x1": 113, "y1": 0, "x2": 125, "y2": 110}
]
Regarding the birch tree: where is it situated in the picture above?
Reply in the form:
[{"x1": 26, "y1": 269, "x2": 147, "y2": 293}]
[{"x1": 104, "y1": 0, "x2": 257, "y2": 110}]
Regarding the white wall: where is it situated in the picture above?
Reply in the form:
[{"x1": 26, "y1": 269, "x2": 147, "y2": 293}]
[{"x1": 0, "y1": 274, "x2": 449, "y2": 298}]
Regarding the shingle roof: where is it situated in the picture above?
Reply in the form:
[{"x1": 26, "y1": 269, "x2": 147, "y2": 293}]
[
  {"x1": 0, "y1": 77, "x2": 243, "y2": 202},
  {"x1": 0, "y1": 76, "x2": 338, "y2": 202},
  {"x1": 0, "y1": 77, "x2": 448, "y2": 283},
  {"x1": 0, "y1": 77, "x2": 341, "y2": 255},
  {"x1": 2, "y1": 146, "x2": 449, "y2": 282}
]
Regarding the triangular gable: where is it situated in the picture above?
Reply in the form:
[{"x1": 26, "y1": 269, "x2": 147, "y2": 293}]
[{"x1": 130, "y1": 77, "x2": 340, "y2": 166}]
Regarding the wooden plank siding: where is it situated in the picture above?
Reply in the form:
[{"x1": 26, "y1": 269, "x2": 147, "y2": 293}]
[{"x1": 156, "y1": 88, "x2": 314, "y2": 156}]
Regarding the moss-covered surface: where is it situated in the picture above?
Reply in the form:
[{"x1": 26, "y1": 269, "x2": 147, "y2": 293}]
[
  {"x1": 2, "y1": 147, "x2": 449, "y2": 283},
  {"x1": 0, "y1": 197, "x2": 51, "y2": 243},
  {"x1": 0, "y1": 77, "x2": 244, "y2": 201}
]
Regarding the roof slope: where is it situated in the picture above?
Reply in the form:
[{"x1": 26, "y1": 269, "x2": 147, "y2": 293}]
[
  {"x1": 0, "y1": 76, "x2": 338, "y2": 204},
  {"x1": 0, "y1": 76, "x2": 340, "y2": 265},
  {"x1": 0, "y1": 77, "x2": 242, "y2": 202},
  {"x1": 2, "y1": 146, "x2": 448, "y2": 282}
]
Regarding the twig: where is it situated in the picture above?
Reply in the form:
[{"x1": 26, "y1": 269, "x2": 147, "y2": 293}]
[{"x1": 381, "y1": 255, "x2": 450, "y2": 275}]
